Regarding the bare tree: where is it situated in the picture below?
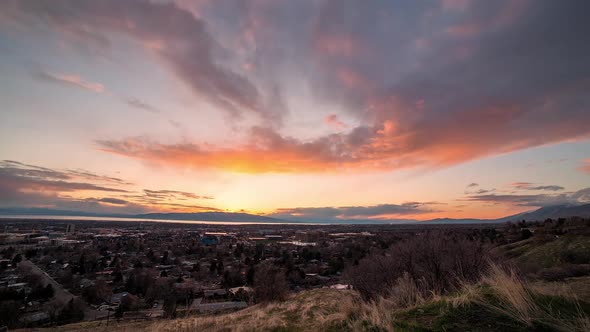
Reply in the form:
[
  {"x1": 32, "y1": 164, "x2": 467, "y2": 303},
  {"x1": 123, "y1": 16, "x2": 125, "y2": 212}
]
[
  {"x1": 254, "y1": 261, "x2": 289, "y2": 303},
  {"x1": 346, "y1": 232, "x2": 492, "y2": 299}
]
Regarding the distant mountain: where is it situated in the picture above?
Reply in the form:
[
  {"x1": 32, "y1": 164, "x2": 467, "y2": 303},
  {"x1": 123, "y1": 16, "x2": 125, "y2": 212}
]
[
  {"x1": 1, "y1": 204, "x2": 590, "y2": 224},
  {"x1": 423, "y1": 218, "x2": 496, "y2": 224},
  {"x1": 500, "y1": 203, "x2": 590, "y2": 222},
  {"x1": 0, "y1": 207, "x2": 285, "y2": 223},
  {"x1": 135, "y1": 212, "x2": 284, "y2": 223}
]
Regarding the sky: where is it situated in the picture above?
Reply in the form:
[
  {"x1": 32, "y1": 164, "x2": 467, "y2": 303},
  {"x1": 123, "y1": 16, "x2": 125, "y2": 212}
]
[{"x1": 0, "y1": 0, "x2": 589, "y2": 222}]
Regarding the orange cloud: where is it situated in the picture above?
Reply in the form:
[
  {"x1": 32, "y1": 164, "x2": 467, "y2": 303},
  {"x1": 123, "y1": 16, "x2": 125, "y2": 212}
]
[
  {"x1": 579, "y1": 159, "x2": 590, "y2": 174},
  {"x1": 97, "y1": 93, "x2": 590, "y2": 175}
]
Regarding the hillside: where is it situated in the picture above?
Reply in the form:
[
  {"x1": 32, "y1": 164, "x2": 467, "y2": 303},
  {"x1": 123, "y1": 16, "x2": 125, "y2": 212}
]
[
  {"x1": 501, "y1": 204, "x2": 590, "y2": 222},
  {"x1": 20, "y1": 278, "x2": 590, "y2": 332}
]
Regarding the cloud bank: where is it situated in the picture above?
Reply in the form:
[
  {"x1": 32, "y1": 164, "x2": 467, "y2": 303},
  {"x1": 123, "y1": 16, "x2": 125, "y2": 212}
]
[
  {"x1": 269, "y1": 202, "x2": 439, "y2": 222},
  {"x1": 3, "y1": 1, "x2": 590, "y2": 175},
  {"x1": 0, "y1": 160, "x2": 216, "y2": 214}
]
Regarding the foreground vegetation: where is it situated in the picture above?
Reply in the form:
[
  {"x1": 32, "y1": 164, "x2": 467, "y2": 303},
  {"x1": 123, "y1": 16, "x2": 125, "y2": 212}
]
[{"x1": 21, "y1": 264, "x2": 590, "y2": 332}]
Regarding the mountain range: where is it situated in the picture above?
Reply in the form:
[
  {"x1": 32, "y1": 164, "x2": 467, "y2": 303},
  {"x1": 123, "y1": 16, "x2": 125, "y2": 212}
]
[{"x1": 0, "y1": 203, "x2": 589, "y2": 224}]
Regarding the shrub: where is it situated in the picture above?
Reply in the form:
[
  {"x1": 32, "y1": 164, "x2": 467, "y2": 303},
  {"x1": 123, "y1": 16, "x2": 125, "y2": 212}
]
[{"x1": 346, "y1": 232, "x2": 491, "y2": 299}]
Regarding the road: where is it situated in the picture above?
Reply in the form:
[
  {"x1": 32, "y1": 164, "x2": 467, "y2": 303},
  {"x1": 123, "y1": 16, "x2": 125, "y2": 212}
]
[
  {"x1": 19, "y1": 260, "x2": 75, "y2": 304},
  {"x1": 18, "y1": 260, "x2": 114, "y2": 321}
]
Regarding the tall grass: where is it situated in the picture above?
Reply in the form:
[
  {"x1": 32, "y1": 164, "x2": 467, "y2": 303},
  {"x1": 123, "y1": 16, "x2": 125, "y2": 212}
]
[
  {"x1": 51, "y1": 264, "x2": 590, "y2": 332},
  {"x1": 143, "y1": 289, "x2": 358, "y2": 332},
  {"x1": 478, "y1": 263, "x2": 590, "y2": 332}
]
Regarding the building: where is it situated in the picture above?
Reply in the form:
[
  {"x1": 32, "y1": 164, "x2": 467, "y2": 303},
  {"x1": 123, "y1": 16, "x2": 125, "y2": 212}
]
[{"x1": 66, "y1": 224, "x2": 75, "y2": 234}]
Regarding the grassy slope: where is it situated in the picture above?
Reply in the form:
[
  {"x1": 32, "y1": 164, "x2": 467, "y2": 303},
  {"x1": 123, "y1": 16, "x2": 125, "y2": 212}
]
[
  {"x1": 21, "y1": 236, "x2": 590, "y2": 332},
  {"x1": 19, "y1": 289, "x2": 357, "y2": 332},
  {"x1": 23, "y1": 281, "x2": 590, "y2": 332},
  {"x1": 497, "y1": 235, "x2": 590, "y2": 268}
]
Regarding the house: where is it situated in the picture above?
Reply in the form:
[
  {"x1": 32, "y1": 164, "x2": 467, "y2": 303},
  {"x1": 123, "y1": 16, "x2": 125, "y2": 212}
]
[
  {"x1": 110, "y1": 292, "x2": 129, "y2": 305},
  {"x1": 228, "y1": 286, "x2": 253, "y2": 295},
  {"x1": 204, "y1": 288, "x2": 227, "y2": 297},
  {"x1": 19, "y1": 311, "x2": 50, "y2": 324},
  {"x1": 200, "y1": 236, "x2": 219, "y2": 245}
]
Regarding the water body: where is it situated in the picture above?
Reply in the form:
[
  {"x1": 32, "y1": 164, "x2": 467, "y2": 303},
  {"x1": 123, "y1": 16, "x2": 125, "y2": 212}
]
[{"x1": 0, "y1": 214, "x2": 328, "y2": 226}]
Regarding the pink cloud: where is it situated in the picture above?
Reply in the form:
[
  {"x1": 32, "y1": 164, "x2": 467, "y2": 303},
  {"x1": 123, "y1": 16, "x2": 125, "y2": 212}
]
[
  {"x1": 324, "y1": 114, "x2": 348, "y2": 130},
  {"x1": 38, "y1": 71, "x2": 104, "y2": 93},
  {"x1": 4, "y1": 0, "x2": 272, "y2": 121},
  {"x1": 445, "y1": 0, "x2": 529, "y2": 39}
]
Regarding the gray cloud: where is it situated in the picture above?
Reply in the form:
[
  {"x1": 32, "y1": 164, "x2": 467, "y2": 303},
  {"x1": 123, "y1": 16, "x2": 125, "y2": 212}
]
[
  {"x1": 3, "y1": 0, "x2": 281, "y2": 122},
  {"x1": 98, "y1": 197, "x2": 128, "y2": 205},
  {"x1": 0, "y1": 160, "x2": 217, "y2": 214},
  {"x1": 269, "y1": 202, "x2": 439, "y2": 222},
  {"x1": 143, "y1": 189, "x2": 214, "y2": 200},
  {"x1": 0, "y1": 160, "x2": 129, "y2": 194},
  {"x1": 511, "y1": 182, "x2": 565, "y2": 191},
  {"x1": 463, "y1": 187, "x2": 590, "y2": 207},
  {"x1": 34, "y1": 70, "x2": 104, "y2": 93},
  {"x1": 124, "y1": 98, "x2": 160, "y2": 113}
]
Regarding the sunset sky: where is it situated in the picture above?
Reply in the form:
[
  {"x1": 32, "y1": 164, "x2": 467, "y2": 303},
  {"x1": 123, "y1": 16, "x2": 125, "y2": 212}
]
[{"x1": 1, "y1": 0, "x2": 589, "y2": 222}]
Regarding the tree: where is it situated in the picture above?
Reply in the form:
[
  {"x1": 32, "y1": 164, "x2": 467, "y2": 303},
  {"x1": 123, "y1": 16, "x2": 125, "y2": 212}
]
[
  {"x1": 217, "y1": 260, "x2": 224, "y2": 275},
  {"x1": 346, "y1": 232, "x2": 491, "y2": 300},
  {"x1": 0, "y1": 300, "x2": 20, "y2": 328},
  {"x1": 192, "y1": 262, "x2": 200, "y2": 272},
  {"x1": 163, "y1": 297, "x2": 177, "y2": 318},
  {"x1": 246, "y1": 265, "x2": 255, "y2": 285},
  {"x1": 12, "y1": 253, "x2": 22, "y2": 267},
  {"x1": 59, "y1": 299, "x2": 84, "y2": 323},
  {"x1": 253, "y1": 262, "x2": 289, "y2": 302},
  {"x1": 209, "y1": 260, "x2": 217, "y2": 273},
  {"x1": 222, "y1": 270, "x2": 244, "y2": 288}
]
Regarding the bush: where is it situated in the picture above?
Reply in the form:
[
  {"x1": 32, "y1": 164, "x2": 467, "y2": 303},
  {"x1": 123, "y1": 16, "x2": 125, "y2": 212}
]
[
  {"x1": 346, "y1": 232, "x2": 491, "y2": 299},
  {"x1": 561, "y1": 248, "x2": 590, "y2": 264}
]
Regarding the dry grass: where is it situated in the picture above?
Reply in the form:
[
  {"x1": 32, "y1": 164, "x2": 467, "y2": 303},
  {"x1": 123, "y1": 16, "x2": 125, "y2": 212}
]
[
  {"x1": 479, "y1": 263, "x2": 539, "y2": 326},
  {"x1": 448, "y1": 281, "x2": 480, "y2": 308},
  {"x1": 17, "y1": 265, "x2": 590, "y2": 332},
  {"x1": 478, "y1": 263, "x2": 590, "y2": 332},
  {"x1": 531, "y1": 276, "x2": 590, "y2": 302},
  {"x1": 145, "y1": 289, "x2": 358, "y2": 332}
]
